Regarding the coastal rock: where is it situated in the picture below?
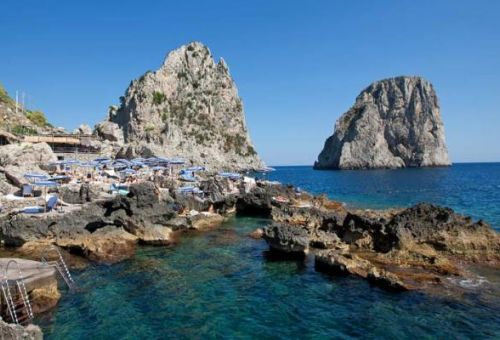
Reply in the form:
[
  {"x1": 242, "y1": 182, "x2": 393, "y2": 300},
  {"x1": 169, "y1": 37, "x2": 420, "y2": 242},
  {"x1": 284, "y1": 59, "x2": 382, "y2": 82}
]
[
  {"x1": 78, "y1": 124, "x2": 92, "y2": 135},
  {"x1": 56, "y1": 227, "x2": 138, "y2": 263},
  {"x1": 94, "y1": 121, "x2": 124, "y2": 143},
  {"x1": 106, "y1": 41, "x2": 264, "y2": 170},
  {"x1": 135, "y1": 225, "x2": 173, "y2": 245},
  {"x1": 263, "y1": 223, "x2": 310, "y2": 253},
  {"x1": 248, "y1": 228, "x2": 264, "y2": 239},
  {"x1": 237, "y1": 181, "x2": 297, "y2": 216},
  {"x1": 264, "y1": 198, "x2": 500, "y2": 291},
  {"x1": 115, "y1": 143, "x2": 155, "y2": 159},
  {"x1": 0, "y1": 182, "x2": 181, "y2": 262},
  {"x1": 0, "y1": 142, "x2": 56, "y2": 169},
  {"x1": 315, "y1": 76, "x2": 451, "y2": 169},
  {"x1": 315, "y1": 251, "x2": 411, "y2": 291},
  {"x1": 0, "y1": 319, "x2": 42, "y2": 340},
  {"x1": 0, "y1": 171, "x2": 17, "y2": 194},
  {"x1": 0, "y1": 257, "x2": 61, "y2": 319},
  {"x1": 187, "y1": 212, "x2": 224, "y2": 230}
]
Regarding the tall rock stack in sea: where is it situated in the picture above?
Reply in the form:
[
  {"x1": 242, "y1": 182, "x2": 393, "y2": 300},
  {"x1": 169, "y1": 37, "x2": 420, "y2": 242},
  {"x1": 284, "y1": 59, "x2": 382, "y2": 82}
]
[
  {"x1": 314, "y1": 76, "x2": 451, "y2": 170},
  {"x1": 105, "y1": 41, "x2": 264, "y2": 170}
]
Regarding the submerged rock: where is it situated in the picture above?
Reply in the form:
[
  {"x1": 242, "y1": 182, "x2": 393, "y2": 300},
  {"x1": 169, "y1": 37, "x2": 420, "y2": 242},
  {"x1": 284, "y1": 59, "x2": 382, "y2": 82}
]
[{"x1": 315, "y1": 76, "x2": 451, "y2": 169}]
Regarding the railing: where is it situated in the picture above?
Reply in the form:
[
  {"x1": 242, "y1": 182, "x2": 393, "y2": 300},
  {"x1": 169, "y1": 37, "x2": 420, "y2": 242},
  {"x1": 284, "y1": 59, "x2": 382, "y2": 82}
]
[
  {"x1": 0, "y1": 260, "x2": 34, "y2": 325},
  {"x1": 0, "y1": 265, "x2": 19, "y2": 324},
  {"x1": 41, "y1": 245, "x2": 75, "y2": 289}
]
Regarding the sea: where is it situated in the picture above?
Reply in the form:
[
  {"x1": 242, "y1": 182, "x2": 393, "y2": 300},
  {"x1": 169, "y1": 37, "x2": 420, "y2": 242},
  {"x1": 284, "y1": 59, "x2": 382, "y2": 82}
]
[{"x1": 36, "y1": 163, "x2": 500, "y2": 339}]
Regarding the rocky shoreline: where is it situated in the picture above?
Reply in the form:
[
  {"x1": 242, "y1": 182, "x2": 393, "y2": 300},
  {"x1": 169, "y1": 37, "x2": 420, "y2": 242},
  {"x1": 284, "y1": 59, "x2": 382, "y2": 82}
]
[
  {"x1": 0, "y1": 157, "x2": 498, "y2": 335},
  {"x1": 2, "y1": 176, "x2": 498, "y2": 290}
]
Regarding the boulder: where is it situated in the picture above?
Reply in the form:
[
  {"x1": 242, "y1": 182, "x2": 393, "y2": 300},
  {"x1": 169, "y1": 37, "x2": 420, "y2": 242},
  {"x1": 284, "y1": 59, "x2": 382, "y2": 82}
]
[
  {"x1": 94, "y1": 121, "x2": 124, "y2": 143},
  {"x1": 135, "y1": 225, "x2": 173, "y2": 245},
  {"x1": 248, "y1": 228, "x2": 264, "y2": 239},
  {"x1": 188, "y1": 212, "x2": 224, "y2": 230},
  {"x1": 78, "y1": 124, "x2": 92, "y2": 135},
  {"x1": 115, "y1": 143, "x2": 155, "y2": 159},
  {"x1": 56, "y1": 227, "x2": 138, "y2": 264},
  {"x1": 315, "y1": 76, "x2": 451, "y2": 169},
  {"x1": 0, "y1": 319, "x2": 42, "y2": 340},
  {"x1": 263, "y1": 223, "x2": 310, "y2": 253},
  {"x1": 0, "y1": 142, "x2": 56, "y2": 168}
]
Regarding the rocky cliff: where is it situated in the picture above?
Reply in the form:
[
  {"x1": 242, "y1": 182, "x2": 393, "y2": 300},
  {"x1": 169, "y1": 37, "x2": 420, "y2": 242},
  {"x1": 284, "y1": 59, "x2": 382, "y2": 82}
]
[
  {"x1": 106, "y1": 42, "x2": 264, "y2": 170},
  {"x1": 0, "y1": 83, "x2": 55, "y2": 135},
  {"x1": 314, "y1": 76, "x2": 451, "y2": 169}
]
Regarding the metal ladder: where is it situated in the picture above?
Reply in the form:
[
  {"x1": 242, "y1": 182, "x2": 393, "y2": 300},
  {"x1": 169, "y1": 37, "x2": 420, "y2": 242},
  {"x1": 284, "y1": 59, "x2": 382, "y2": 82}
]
[
  {"x1": 1, "y1": 260, "x2": 34, "y2": 325},
  {"x1": 41, "y1": 245, "x2": 75, "y2": 289},
  {"x1": 0, "y1": 267, "x2": 19, "y2": 324}
]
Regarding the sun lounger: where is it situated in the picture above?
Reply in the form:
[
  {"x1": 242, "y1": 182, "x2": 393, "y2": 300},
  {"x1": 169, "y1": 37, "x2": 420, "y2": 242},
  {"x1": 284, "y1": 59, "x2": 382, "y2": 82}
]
[
  {"x1": 20, "y1": 195, "x2": 59, "y2": 214},
  {"x1": 22, "y1": 184, "x2": 33, "y2": 197},
  {"x1": 110, "y1": 183, "x2": 129, "y2": 196}
]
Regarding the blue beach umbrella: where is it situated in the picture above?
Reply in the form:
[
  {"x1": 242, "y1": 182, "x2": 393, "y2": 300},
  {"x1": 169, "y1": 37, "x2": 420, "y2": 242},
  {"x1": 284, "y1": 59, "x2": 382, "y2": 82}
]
[
  {"x1": 169, "y1": 158, "x2": 185, "y2": 165},
  {"x1": 186, "y1": 166, "x2": 206, "y2": 172},
  {"x1": 24, "y1": 173, "x2": 49, "y2": 182},
  {"x1": 48, "y1": 175, "x2": 71, "y2": 182},
  {"x1": 120, "y1": 168, "x2": 136, "y2": 176},
  {"x1": 94, "y1": 157, "x2": 111, "y2": 163},
  {"x1": 34, "y1": 181, "x2": 59, "y2": 188},
  {"x1": 218, "y1": 172, "x2": 241, "y2": 180}
]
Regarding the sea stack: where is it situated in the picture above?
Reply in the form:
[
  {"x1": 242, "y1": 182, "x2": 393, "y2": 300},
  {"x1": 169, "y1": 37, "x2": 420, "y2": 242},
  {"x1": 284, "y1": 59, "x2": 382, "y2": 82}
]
[
  {"x1": 314, "y1": 76, "x2": 451, "y2": 170},
  {"x1": 103, "y1": 41, "x2": 264, "y2": 170}
]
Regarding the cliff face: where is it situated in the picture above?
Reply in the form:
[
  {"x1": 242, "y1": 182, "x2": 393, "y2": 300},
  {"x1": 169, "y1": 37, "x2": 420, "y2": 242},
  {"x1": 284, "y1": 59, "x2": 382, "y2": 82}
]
[
  {"x1": 314, "y1": 76, "x2": 451, "y2": 170},
  {"x1": 108, "y1": 42, "x2": 264, "y2": 170}
]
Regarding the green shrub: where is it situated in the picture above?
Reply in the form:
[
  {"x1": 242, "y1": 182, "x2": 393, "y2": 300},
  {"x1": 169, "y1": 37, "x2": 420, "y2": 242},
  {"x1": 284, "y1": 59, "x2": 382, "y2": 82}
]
[
  {"x1": 138, "y1": 71, "x2": 152, "y2": 83},
  {"x1": 26, "y1": 110, "x2": 49, "y2": 127},
  {"x1": 0, "y1": 83, "x2": 15, "y2": 106},
  {"x1": 152, "y1": 91, "x2": 166, "y2": 105},
  {"x1": 246, "y1": 145, "x2": 257, "y2": 156},
  {"x1": 11, "y1": 125, "x2": 37, "y2": 136}
]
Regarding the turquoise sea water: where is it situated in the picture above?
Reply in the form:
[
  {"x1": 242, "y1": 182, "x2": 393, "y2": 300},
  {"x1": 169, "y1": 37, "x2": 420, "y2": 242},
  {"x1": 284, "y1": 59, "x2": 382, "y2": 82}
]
[{"x1": 37, "y1": 164, "x2": 500, "y2": 339}]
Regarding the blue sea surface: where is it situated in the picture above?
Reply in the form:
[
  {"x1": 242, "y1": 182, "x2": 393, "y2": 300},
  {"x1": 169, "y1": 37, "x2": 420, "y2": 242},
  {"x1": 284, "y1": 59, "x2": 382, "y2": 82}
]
[
  {"x1": 264, "y1": 163, "x2": 500, "y2": 230},
  {"x1": 37, "y1": 164, "x2": 500, "y2": 339}
]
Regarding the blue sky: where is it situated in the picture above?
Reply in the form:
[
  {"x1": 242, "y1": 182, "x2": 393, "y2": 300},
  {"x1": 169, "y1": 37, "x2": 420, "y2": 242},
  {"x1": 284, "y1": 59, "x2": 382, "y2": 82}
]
[{"x1": 1, "y1": 0, "x2": 499, "y2": 165}]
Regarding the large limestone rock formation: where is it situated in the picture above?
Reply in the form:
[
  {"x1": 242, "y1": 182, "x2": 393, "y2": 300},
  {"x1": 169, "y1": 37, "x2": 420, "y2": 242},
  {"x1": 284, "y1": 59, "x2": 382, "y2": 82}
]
[
  {"x1": 314, "y1": 76, "x2": 451, "y2": 169},
  {"x1": 107, "y1": 41, "x2": 264, "y2": 170}
]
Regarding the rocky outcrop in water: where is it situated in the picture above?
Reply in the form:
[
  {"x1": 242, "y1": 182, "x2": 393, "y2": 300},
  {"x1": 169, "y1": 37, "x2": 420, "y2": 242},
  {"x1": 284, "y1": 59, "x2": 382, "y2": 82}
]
[
  {"x1": 263, "y1": 201, "x2": 500, "y2": 291},
  {"x1": 0, "y1": 181, "x2": 227, "y2": 263},
  {"x1": 105, "y1": 41, "x2": 263, "y2": 170},
  {"x1": 314, "y1": 76, "x2": 451, "y2": 169}
]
